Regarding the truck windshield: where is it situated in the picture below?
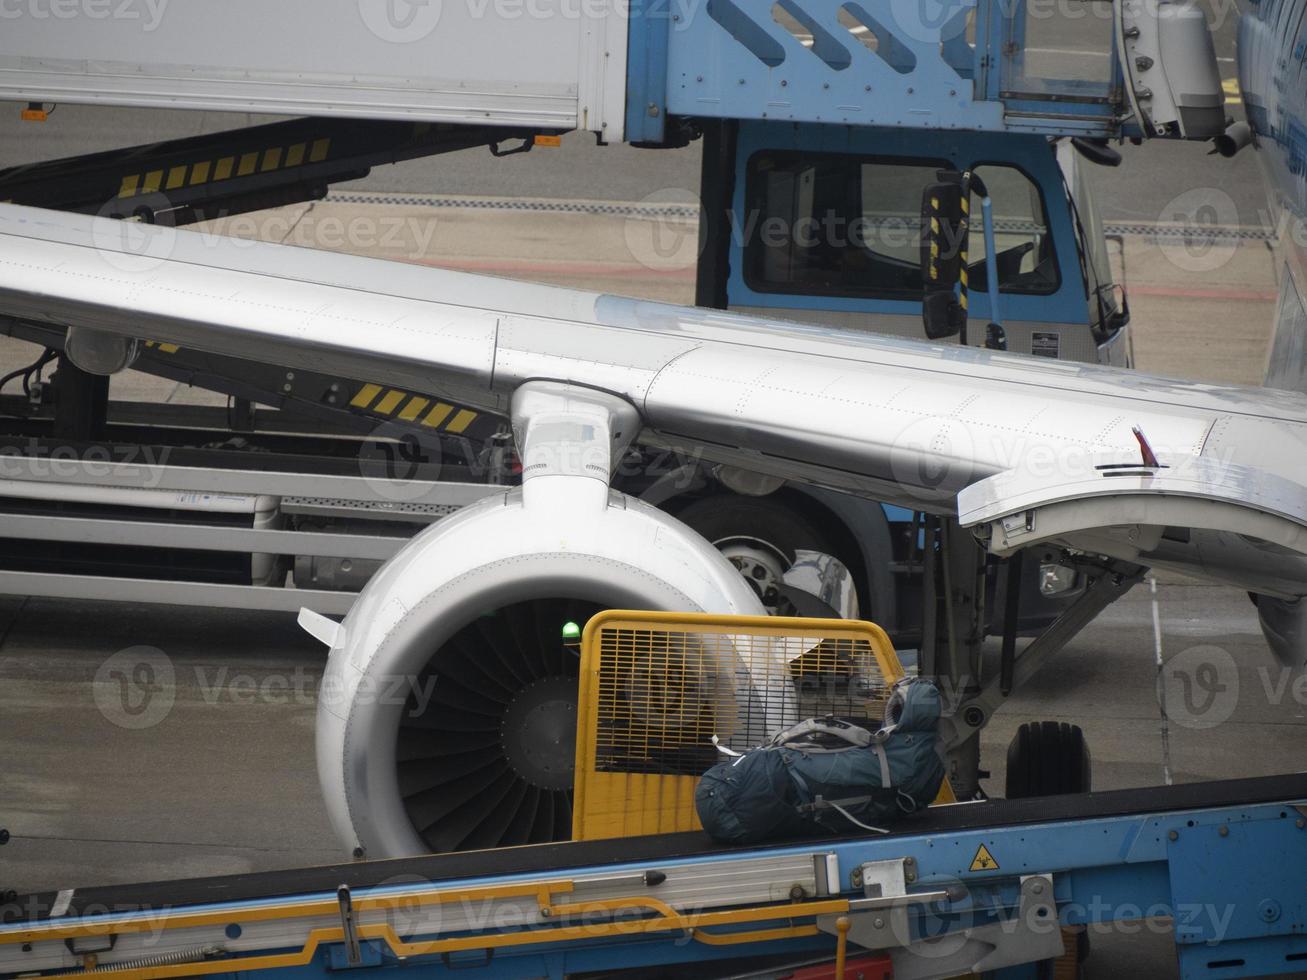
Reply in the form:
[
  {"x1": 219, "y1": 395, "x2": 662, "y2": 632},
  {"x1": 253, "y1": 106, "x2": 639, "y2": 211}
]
[{"x1": 743, "y1": 150, "x2": 1059, "y2": 299}]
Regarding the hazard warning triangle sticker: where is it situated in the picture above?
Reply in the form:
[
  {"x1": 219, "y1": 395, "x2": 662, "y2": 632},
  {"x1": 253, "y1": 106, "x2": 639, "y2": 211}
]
[{"x1": 969, "y1": 844, "x2": 1000, "y2": 871}]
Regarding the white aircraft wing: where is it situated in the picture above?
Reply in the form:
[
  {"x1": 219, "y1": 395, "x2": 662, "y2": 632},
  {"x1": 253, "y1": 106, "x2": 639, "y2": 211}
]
[{"x1": 2, "y1": 203, "x2": 1306, "y2": 610}]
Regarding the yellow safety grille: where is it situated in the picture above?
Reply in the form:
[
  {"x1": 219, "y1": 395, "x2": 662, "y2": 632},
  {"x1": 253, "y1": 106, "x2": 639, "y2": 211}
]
[{"x1": 572, "y1": 611, "x2": 910, "y2": 842}]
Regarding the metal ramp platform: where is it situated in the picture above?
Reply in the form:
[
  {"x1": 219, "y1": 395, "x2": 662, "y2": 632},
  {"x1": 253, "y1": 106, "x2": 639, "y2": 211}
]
[
  {"x1": 632, "y1": 0, "x2": 1223, "y2": 141},
  {"x1": 0, "y1": 0, "x2": 1223, "y2": 146}
]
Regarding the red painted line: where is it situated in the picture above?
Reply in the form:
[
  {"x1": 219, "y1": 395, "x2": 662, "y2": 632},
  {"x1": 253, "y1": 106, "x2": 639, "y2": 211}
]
[
  {"x1": 409, "y1": 256, "x2": 1279, "y2": 301},
  {"x1": 1127, "y1": 284, "x2": 1278, "y2": 302}
]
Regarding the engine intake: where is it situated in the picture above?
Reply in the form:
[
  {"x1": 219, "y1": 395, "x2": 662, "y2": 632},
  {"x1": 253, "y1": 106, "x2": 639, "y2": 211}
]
[{"x1": 311, "y1": 383, "x2": 764, "y2": 858}]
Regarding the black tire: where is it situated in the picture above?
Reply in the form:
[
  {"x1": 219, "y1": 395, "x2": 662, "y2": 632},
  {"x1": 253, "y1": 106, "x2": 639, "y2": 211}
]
[
  {"x1": 675, "y1": 494, "x2": 834, "y2": 564},
  {"x1": 1008, "y1": 723, "x2": 1093, "y2": 979},
  {"x1": 1005, "y1": 721, "x2": 1092, "y2": 799},
  {"x1": 676, "y1": 494, "x2": 843, "y2": 613}
]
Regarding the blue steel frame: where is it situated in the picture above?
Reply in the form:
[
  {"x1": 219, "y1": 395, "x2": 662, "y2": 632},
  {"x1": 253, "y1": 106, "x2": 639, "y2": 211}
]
[
  {"x1": 20, "y1": 796, "x2": 1301, "y2": 980},
  {"x1": 626, "y1": 0, "x2": 1140, "y2": 139},
  {"x1": 725, "y1": 121, "x2": 1088, "y2": 326}
]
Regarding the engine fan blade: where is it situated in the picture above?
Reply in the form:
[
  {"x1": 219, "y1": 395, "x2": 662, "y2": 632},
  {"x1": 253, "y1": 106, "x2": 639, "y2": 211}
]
[{"x1": 397, "y1": 599, "x2": 601, "y2": 852}]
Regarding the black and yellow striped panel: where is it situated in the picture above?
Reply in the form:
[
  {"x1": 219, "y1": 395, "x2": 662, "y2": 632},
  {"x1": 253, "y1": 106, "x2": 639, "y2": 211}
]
[
  {"x1": 349, "y1": 384, "x2": 478, "y2": 434},
  {"x1": 116, "y1": 139, "x2": 331, "y2": 200}
]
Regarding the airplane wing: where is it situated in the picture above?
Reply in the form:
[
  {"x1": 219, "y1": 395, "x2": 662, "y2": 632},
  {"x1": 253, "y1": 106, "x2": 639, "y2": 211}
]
[{"x1": 2, "y1": 203, "x2": 1306, "y2": 610}]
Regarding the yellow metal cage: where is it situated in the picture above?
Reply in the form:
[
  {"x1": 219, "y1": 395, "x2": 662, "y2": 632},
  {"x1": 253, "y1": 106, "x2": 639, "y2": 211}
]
[{"x1": 572, "y1": 611, "x2": 949, "y2": 842}]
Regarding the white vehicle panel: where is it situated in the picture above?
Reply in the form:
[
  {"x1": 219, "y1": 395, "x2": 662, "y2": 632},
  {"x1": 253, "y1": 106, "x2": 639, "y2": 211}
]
[{"x1": 0, "y1": 0, "x2": 627, "y2": 136}]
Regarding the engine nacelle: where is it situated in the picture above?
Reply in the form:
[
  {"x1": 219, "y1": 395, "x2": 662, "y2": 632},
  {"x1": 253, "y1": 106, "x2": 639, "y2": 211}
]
[{"x1": 313, "y1": 479, "x2": 764, "y2": 859}]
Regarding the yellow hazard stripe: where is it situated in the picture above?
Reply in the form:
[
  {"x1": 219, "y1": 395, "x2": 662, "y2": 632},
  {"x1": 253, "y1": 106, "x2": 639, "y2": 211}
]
[
  {"x1": 350, "y1": 383, "x2": 384, "y2": 409},
  {"x1": 115, "y1": 136, "x2": 332, "y2": 200},
  {"x1": 373, "y1": 389, "x2": 406, "y2": 415},
  {"x1": 446, "y1": 409, "x2": 477, "y2": 434},
  {"x1": 422, "y1": 403, "x2": 454, "y2": 428},
  {"x1": 347, "y1": 387, "x2": 477, "y2": 432},
  {"x1": 398, "y1": 396, "x2": 430, "y2": 421}
]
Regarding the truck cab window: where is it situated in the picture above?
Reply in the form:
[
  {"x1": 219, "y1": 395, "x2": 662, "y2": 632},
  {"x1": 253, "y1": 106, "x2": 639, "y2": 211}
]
[
  {"x1": 744, "y1": 151, "x2": 1058, "y2": 299},
  {"x1": 967, "y1": 164, "x2": 1058, "y2": 293}
]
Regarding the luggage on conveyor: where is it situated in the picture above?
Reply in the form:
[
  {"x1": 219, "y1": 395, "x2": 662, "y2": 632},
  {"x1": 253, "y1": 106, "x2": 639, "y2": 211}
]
[{"x1": 696, "y1": 678, "x2": 945, "y2": 844}]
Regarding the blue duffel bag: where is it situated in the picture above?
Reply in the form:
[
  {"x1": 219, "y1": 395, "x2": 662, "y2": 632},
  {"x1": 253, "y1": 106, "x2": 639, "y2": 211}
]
[{"x1": 695, "y1": 677, "x2": 945, "y2": 845}]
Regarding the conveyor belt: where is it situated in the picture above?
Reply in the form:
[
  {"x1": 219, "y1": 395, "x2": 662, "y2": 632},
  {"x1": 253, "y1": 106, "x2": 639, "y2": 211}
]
[{"x1": 8, "y1": 772, "x2": 1306, "y2": 925}]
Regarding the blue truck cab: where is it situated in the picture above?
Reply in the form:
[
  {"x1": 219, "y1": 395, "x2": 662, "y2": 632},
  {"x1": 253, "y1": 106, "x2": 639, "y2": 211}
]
[{"x1": 721, "y1": 122, "x2": 1130, "y2": 366}]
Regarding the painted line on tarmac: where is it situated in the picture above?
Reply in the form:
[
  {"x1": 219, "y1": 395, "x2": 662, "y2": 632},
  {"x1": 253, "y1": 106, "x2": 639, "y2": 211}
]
[
  {"x1": 328, "y1": 192, "x2": 1278, "y2": 244},
  {"x1": 1126, "y1": 285, "x2": 1277, "y2": 302},
  {"x1": 1149, "y1": 575, "x2": 1175, "y2": 787},
  {"x1": 414, "y1": 256, "x2": 694, "y2": 280},
  {"x1": 328, "y1": 192, "x2": 699, "y2": 220}
]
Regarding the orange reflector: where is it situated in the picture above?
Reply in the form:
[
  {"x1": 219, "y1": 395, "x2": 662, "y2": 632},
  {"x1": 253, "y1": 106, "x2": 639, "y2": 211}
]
[
  {"x1": 535, "y1": 134, "x2": 562, "y2": 148},
  {"x1": 20, "y1": 108, "x2": 47, "y2": 122}
]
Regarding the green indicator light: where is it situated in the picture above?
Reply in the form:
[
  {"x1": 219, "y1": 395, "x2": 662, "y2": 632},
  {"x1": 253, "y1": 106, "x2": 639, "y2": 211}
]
[{"x1": 561, "y1": 621, "x2": 581, "y2": 641}]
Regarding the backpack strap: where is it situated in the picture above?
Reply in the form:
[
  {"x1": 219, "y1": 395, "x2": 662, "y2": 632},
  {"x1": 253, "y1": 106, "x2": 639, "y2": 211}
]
[
  {"x1": 770, "y1": 716, "x2": 873, "y2": 753},
  {"x1": 871, "y1": 740, "x2": 893, "y2": 788}
]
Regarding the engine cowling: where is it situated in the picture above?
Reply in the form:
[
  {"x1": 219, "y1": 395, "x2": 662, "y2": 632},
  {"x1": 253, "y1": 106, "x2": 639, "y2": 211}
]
[{"x1": 314, "y1": 480, "x2": 765, "y2": 859}]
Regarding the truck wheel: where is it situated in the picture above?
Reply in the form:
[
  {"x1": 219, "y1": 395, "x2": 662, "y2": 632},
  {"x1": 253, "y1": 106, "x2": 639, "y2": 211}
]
[
  {"x1": 675, "y1": 495, "x2": 836, "y2": 614},
  {"x1": 1005, "y1": 721, "x2": 1091, "y2": 798},
  {"x1": 1007, "y1": 723, "x2": 1092, "y2": 979}
]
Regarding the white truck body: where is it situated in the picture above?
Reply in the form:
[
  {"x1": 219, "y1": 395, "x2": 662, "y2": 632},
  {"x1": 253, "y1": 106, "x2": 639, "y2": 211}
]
[{"x1": 0, "y1": 0, "x2": 628, "y2": 137}]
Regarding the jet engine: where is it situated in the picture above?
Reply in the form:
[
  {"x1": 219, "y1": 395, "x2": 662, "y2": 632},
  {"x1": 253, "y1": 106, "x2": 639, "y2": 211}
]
[{"x1": 308, "y1": 383, "x2": 765, "y2": 858}]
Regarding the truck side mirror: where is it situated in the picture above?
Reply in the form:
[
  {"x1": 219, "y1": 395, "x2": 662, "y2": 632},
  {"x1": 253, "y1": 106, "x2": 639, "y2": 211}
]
[{"x1": 920, "y1": 171, "x2": 967, "y2": 340}]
